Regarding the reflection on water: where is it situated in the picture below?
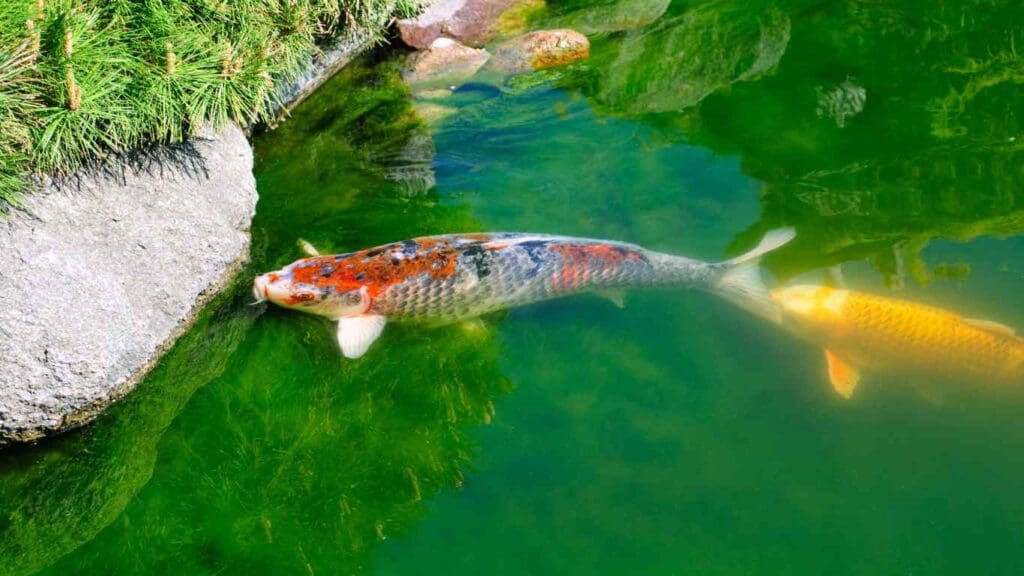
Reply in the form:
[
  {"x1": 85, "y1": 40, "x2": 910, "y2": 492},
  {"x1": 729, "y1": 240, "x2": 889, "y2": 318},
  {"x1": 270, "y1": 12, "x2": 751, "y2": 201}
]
[
  {"x1": 612, "y1": 0, "x2": 1024, "y2": 284},
  {"x1": 1, "y1": 0, "x2": 1024, "y2": 574}
]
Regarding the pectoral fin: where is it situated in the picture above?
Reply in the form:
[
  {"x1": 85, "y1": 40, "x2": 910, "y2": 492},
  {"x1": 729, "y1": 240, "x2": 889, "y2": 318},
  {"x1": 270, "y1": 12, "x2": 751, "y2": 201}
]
[
  {"x1": 825, "y1": 349, "x2": 860, "y2": 399},
  {"x1": 337, "y1": 315, "x2": 387, "y2": 358},
  {"x1": 964, "y1": 317, "x2": 1017, "y2": 337},
  {"x1": 596, "y1": 289, "x2": 626, "y2": 309}
]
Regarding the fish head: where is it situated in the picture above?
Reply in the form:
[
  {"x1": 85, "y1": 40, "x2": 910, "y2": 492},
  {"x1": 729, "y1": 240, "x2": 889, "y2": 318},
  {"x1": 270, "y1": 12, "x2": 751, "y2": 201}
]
[
  {"x1": 253, "y1": 257, "x2": 369, "y2": 319},
  {"x1": 770, "y1": 284, "x2": 848, "y2": 333}
]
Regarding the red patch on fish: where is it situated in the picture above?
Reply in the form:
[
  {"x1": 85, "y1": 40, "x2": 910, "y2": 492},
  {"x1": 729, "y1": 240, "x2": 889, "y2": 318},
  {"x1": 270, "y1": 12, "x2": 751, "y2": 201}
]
[
  {"x1": 548, "y1": 244, "x2": 641, "y2": 291},
  {"x1": 290, "y1": 238, "x2": 463, "y2": 300}
]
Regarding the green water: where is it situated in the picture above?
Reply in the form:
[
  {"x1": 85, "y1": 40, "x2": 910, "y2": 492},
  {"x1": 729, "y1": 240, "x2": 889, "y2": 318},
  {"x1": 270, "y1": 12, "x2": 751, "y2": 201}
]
[{"x1": 3, "y1": 0, "x2": 1024, "y2": 573}]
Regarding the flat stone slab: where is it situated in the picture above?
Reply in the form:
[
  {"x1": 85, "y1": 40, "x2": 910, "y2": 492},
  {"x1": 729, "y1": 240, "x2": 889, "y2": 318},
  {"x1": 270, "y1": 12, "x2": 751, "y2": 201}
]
[{"x1": 0, "y1": 125, "x2": 257, "y2": 444}]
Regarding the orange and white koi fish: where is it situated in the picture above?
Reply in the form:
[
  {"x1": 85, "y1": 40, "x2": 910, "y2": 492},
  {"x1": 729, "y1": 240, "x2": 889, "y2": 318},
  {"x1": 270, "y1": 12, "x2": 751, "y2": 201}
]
[
  {"x1": 771, "y1": 285, "x2": 1024, "y2": 398},
  {"x1": 253, "y1": 229, "x2": 794, "y2": 358}
]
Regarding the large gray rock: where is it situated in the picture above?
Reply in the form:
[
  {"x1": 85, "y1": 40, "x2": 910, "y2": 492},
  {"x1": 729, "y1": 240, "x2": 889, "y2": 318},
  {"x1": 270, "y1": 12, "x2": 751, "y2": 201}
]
[{"x1": 0, "y1": 125, "x2": 257, "y2": 444}]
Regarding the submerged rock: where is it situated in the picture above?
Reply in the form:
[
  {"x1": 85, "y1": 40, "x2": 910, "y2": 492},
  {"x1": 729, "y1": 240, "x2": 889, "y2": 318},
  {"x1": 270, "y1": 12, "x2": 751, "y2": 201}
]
[
  {"x1": 403, "y1": 37, "x2": 491, "y2": 91},
  {"x1": 397, "y1": 0, "x2": 533, "y2": 49},
  {"x1": 0, "y1": 125, "x2": 257, "y2": 445},
  {"x1": 488, "y1": 29, "x2": 590, "y2": 73}
]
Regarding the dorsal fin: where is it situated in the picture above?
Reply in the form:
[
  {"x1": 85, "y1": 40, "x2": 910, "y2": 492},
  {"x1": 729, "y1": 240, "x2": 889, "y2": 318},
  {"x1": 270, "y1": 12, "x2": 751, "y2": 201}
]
[{"x1": 964, "y1": 317, "x2": 1017, "y2": 337}]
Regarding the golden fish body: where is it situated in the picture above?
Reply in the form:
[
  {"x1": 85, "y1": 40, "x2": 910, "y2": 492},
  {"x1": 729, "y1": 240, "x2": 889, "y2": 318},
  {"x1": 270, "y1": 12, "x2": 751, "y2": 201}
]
[{"x1": 771, "y1": 285, "x2": 1024, "y2": 397}]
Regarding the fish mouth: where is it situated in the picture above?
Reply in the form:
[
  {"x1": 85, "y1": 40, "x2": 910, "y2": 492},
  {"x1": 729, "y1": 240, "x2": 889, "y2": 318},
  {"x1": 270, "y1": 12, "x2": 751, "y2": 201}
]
[{"x1": 251, "y1": 279, "x2": 268, "y2": 305}]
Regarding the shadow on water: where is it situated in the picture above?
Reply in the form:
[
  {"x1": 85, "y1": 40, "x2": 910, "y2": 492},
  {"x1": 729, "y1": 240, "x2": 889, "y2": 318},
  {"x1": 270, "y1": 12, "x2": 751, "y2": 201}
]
[{"x1": 0, "y1": 55, "x2": 509, "y2": 575}]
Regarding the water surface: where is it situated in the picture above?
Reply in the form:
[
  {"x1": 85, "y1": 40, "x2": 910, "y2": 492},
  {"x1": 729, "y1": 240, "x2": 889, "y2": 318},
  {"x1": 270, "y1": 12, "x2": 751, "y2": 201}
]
[{"x1": 3, "y1": 1, "x2": 1024, "y2": 574}]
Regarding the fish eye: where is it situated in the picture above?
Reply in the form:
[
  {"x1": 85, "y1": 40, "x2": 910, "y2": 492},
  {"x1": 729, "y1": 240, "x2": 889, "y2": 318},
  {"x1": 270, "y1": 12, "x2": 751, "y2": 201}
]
[{"x1": 292, "y1": 291, "x2": 317, "y2": 303}]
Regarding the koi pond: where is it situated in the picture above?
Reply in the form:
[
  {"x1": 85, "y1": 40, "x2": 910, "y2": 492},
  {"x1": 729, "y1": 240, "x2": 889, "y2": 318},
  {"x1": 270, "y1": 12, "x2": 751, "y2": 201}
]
[{"x1": 3, "y1": 0, "x2": 1024, "y2": 573}]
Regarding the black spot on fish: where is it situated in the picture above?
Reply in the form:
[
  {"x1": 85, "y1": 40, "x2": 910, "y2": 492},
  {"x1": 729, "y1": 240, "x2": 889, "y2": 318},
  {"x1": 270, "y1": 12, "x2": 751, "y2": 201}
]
[
  {"x1": 463, "y1": 244, "x2": 491, "y2": 279},
  {"x1": 516, "y1": 240, "x2": 549, "y2": 251},
  {"x1": 510, "y1": 242, "x2": 547, "y2": 279},
  {"x1": 401, "y1": 240, "x2": 419, "y2": 257},
  {"x1": 524, "y1": 242, "x2": 547, "y2": 264}
]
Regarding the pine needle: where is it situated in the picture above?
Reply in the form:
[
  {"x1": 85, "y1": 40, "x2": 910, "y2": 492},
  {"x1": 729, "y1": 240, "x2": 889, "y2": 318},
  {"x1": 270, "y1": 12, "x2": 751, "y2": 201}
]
[{"x1": 0, "y1": 0, "x2": 423, "y2": 210}]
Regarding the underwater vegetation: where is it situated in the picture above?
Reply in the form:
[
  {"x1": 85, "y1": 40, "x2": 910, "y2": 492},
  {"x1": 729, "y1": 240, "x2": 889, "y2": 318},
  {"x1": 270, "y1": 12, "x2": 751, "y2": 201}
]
[{"x1": 0, "y1": 0, "x2": 420, "y2": 209}]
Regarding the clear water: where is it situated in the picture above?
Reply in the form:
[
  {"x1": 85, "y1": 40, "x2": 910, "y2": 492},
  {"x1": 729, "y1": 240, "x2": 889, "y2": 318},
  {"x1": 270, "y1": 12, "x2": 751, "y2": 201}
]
[{"x1": 4, "y1": 1, "x2": 1024, "y2": 574}]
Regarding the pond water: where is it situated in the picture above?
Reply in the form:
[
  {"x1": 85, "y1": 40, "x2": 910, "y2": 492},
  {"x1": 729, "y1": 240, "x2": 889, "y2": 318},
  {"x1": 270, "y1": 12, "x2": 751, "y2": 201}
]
[{"x1": 3, "y1": 0, "x2": 1024, "y2": 574}]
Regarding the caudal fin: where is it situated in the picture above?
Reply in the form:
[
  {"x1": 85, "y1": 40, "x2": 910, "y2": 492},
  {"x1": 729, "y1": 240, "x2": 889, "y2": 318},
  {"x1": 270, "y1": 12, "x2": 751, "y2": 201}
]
[{"x1": 714, "y1": 228, "x2": 795, "y2": 323}]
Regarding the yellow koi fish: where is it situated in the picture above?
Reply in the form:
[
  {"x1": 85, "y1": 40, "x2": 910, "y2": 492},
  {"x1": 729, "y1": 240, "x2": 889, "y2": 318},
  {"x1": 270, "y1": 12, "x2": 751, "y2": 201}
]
[{"x1": 771, "y1": 285, "x2": 1024, "y2": 398}]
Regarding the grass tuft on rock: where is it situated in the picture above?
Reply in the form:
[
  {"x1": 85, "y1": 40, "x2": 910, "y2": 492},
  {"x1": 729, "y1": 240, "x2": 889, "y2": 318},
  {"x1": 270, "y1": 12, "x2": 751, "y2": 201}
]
[{"x1": 0, "y1": 0, "x2": 420, "y2": 211}]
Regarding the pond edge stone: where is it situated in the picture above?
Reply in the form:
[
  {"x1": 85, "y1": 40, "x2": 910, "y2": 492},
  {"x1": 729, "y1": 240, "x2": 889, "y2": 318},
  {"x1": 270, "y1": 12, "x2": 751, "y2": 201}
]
[{"x1": 0, "y1": 125, "x2": 257, "y2": 445}]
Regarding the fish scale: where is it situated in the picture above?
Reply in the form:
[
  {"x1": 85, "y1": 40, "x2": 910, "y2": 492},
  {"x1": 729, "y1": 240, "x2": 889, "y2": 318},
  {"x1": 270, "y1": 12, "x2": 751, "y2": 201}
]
[{"x1": 364, "y1": 234, "x2": 711, "y2": 321}]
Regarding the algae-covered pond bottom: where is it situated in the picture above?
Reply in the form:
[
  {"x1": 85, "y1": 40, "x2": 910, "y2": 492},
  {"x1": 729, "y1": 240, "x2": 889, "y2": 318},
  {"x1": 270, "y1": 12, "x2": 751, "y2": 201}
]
[{"x1": 4, "y1": 0, "x2": 1024, "y2": 574}]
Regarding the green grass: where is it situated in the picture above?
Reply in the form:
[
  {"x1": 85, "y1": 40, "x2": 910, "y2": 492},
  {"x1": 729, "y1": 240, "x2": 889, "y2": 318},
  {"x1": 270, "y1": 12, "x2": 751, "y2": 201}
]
[{"x1": 0, "y1": 0, "x2": 420, "y2": 211}]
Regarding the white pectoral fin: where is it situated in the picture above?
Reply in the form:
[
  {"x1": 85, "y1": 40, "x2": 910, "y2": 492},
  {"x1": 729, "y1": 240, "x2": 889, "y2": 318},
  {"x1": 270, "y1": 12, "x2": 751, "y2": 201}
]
[{"x1": 336, "y1": 315, "x2": 387, "y2": 358}]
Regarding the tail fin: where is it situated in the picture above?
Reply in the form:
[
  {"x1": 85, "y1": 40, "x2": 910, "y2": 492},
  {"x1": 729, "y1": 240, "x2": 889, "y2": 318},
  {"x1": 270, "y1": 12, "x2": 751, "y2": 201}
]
[{"x1": 714, "y1": 228, "x2": 795, "y2": 323}]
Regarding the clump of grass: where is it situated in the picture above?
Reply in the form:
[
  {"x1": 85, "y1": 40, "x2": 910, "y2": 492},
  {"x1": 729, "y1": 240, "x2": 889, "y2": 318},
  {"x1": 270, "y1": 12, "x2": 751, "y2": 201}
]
[
  {"x1": 0, "y1": 0, "x2": 421, "y2": 211},
  {"x1": 0, "y1": 40, "x2": 39, "y2": 208}
]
